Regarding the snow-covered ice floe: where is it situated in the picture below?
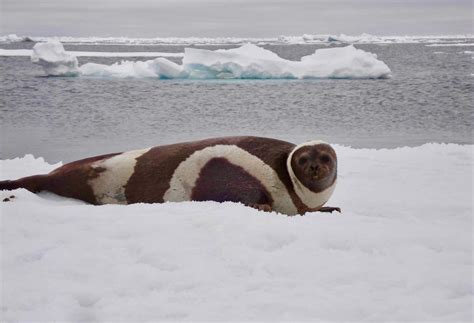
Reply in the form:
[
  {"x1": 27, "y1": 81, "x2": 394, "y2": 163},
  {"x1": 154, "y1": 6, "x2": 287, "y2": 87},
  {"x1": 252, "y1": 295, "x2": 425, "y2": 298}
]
[
  {"x1": 2, "y1": 33, "x2": 473, "y2": 45},
  {"x1": 1, "y1": 144, "x2": 472, "y2": 321},
  {"x1": 31, "y1": 41, "x2": 392, "y2": 79}
]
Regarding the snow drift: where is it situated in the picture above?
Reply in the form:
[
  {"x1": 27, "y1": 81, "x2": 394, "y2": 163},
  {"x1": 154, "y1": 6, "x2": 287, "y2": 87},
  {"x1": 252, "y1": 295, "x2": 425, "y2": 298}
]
[
  {"x1": 1, "y1": 144, "x2": 472, "y2": 321},
  {"x1": 30, "y1": 41, "x2": 392, "y2": 79}
]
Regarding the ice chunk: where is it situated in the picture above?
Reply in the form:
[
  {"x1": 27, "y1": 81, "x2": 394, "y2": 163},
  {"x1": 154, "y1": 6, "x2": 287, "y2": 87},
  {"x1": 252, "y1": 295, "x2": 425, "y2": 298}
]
[
  {"x1": 31, "y1": 41, "x2": 79, "y2": 76},
  {"x1": 299, "y1": 45, "x2": 391, "y2": 78}
]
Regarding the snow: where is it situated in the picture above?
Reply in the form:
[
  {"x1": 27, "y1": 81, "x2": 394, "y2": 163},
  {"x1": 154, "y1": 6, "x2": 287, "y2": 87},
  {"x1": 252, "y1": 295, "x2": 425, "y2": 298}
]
[
  {"x1": 2, "y1": 33, "x2": 472, "y2": 45},
  {"x1": 30, "y1": 41, "x2": 79, "y2": 76},
  {"x1": 1, "y1": 144, "x2": 472, "y2": 321},
  {"x1": 0, "y1": 49, "x2": 184, "y2": 58},
  {"x1": 31, "y1": 41, "x2": 391, "y2": 79}
]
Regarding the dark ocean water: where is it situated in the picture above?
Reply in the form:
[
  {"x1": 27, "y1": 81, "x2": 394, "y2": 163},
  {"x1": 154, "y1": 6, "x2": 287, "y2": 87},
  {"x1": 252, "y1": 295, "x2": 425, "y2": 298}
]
[{"x1": 0, "y1": 42, "x2": 472, "y2": 163}]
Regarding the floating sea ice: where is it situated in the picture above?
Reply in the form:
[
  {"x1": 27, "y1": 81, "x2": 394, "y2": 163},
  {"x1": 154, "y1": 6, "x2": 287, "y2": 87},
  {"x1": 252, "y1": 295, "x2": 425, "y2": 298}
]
[
  {"x1": 183, "y1": 44, "x2": 295, "y2": 79},
  {"x1": 183, "y1": 44, "x2": 391, "y2": 79},
  {"x1": 31, "y1": 41, "x2": 79, "y2": 76},
  {"x1": 298, "y1": 45, "x2": 391, "y2": 78},
  {"x1": 31, "y1": 41, "x2": 391, "y2": 79},
  {"x1": 80, "y1": 58, "x2": 183, "y2": 78}
]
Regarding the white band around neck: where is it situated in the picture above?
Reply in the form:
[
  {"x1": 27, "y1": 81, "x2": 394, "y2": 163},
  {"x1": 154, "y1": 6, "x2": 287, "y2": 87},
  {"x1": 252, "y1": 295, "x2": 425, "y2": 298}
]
[{"x1": 286, "y1": 140, "x2": 336, "y2": 209}]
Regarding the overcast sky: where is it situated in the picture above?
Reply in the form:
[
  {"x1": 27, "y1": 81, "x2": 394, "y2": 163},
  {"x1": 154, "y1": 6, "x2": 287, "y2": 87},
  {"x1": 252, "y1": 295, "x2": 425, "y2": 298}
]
[{"x1": 1, "y1": 0, "x2": 472, "y2": 37}]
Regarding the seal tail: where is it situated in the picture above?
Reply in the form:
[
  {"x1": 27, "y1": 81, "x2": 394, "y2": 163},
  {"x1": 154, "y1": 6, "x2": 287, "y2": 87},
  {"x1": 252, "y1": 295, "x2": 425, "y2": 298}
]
[{"x1": 0, "y1": 175, "x2": 49, "y2": 193}]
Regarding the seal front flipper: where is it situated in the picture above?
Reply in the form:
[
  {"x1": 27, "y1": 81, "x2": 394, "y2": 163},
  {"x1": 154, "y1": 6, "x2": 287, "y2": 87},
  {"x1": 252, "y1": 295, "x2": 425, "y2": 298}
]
[
  {"x1": 318, "y1": 206, "x2": 341, "y2": 213},
  {"x1": 250, "y1": 203, "x2": 273, "y2": 213}
]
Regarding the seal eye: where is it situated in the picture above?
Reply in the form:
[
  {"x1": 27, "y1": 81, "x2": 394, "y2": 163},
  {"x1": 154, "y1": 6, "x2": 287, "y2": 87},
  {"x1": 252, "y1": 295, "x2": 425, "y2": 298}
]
[
  {"x1": 298, "y1": 156, "x2": 308, "y2": 166},
  {"x1": 320, "y1": 154, "x2": 330, "y2": 164}
]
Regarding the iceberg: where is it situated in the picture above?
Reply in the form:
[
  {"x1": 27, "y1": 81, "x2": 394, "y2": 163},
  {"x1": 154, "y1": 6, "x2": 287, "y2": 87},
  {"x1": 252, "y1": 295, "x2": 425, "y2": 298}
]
[
  {"x1": 298, "y1": 45, "x2": 391, "y2": 78},
  {"x1": 31, "y1": 41, "x2": 392, "y2": 79},
  {"x1": 31, "y1": 41, "x2": 79, "y2": 76},
  {"x1": 182, "y1": 44, "x2": 391, "y2": 79}
]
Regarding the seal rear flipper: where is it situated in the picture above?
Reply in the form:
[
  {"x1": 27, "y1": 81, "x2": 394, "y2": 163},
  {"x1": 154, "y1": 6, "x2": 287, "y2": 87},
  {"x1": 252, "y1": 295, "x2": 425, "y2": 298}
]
[{"x1": 0, "y1": 175, "x2": 49, "y2": 193}]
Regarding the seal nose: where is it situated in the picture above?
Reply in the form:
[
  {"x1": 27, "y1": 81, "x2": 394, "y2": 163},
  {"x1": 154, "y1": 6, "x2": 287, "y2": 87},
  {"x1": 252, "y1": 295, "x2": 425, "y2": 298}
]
[{"x1": 309, "y1": 163, "x2": 320, "y2": 174}]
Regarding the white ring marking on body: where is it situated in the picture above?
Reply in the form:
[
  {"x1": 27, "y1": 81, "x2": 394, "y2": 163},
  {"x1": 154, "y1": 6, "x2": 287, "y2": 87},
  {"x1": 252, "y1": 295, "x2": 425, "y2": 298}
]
[
  {"x1": 88, "y1": 148, "x2": 150, "y2": 204},
  {"x1": 286, "y1": 140, "x2": 337, "y2": 209},
  {"x1": 163, "y1": 144, "x2": 298, "y2": 215}
]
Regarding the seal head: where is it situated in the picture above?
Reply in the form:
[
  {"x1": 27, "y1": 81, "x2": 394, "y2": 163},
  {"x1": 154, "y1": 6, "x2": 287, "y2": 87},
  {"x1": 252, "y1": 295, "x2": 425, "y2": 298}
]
[{"x1": 287, "y1": 140, "x2": 337, "y2": 210}]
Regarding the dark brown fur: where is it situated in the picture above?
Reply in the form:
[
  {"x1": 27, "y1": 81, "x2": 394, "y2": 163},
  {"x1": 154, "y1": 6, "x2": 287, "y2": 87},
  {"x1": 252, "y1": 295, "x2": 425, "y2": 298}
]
[
  {"x1": 191, "y1": 157, "x2": 273, "y2": 205},
  {"x1": 124, "y1": 137, "x2": 298, "y2": 206}
]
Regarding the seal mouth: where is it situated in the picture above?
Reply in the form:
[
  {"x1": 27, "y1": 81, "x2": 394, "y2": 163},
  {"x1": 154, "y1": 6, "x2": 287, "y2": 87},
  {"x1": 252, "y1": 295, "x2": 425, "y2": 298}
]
[
  {"x1": 312, "y1": 172, "x2": 328, "y2": 181},
  {"x1": 310, "y1": 165, "x2": 329, "y2": 181}
]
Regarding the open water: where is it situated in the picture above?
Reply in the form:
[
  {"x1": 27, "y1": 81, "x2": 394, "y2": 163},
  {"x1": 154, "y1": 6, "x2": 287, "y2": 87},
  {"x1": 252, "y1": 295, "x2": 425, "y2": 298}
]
[{"x1": 1, "y1": 42, "x2": 472, "y2": 162}]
